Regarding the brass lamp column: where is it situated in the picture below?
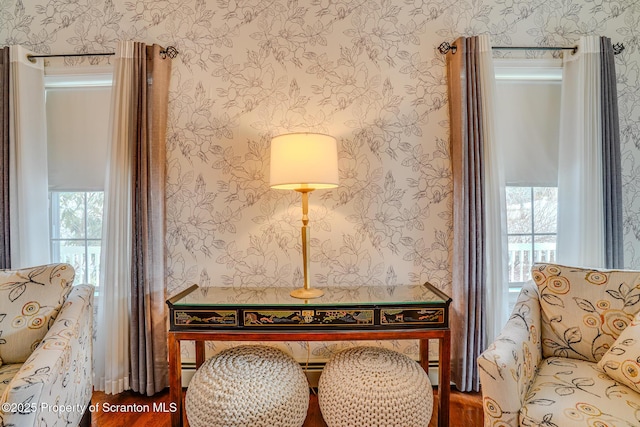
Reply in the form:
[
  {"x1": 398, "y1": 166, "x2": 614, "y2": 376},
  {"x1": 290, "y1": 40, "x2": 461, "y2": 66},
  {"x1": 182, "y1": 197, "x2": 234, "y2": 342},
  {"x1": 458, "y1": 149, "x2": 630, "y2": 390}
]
[{"x1": 269, "y1": 133, "x2": 339, "y2": 299}]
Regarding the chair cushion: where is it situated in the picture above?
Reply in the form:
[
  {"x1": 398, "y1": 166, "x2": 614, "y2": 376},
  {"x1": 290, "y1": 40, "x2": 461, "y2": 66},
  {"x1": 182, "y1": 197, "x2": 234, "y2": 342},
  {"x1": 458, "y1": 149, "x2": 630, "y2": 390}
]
[
  {"x1": 598, "y1": 310, "x2": 640, "y2": 393},
  {"x1": 521, "y1": 357, "x2": 640, "y2": 427},
  {"x1": 0, "y1": 263, "x2": 74, "y2": 363},
  {"x1": 532, "y1": 263, "x2": 640, "y2": 362}
]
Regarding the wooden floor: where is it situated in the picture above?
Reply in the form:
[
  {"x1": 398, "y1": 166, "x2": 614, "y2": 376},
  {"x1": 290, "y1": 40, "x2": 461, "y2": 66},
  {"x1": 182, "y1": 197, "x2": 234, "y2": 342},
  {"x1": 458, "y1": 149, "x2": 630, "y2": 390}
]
[{"x1": 91, "y1": 387, "x2": 483, "y2": 426}]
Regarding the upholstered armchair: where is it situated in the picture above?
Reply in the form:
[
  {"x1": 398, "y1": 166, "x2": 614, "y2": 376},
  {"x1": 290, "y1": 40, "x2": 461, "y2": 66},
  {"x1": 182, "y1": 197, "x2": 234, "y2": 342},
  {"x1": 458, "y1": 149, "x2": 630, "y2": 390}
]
[
  {"x1": 479, "y1": 263, "x2": 640, "y2": 427},
  {"x1": 0, "y1": 263, "x2": 94, "y2": 426}
]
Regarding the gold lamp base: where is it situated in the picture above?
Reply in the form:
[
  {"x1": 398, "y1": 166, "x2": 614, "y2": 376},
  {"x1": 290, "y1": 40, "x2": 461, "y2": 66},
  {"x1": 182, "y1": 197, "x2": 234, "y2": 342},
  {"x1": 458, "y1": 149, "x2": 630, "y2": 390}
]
[{"x1": 290, "y1": 287, "x2": 324, "y2": 299}]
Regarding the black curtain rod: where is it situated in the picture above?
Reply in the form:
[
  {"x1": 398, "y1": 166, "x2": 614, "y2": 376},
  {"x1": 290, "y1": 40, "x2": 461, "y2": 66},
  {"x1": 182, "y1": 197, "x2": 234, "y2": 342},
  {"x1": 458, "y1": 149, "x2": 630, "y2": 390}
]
[
  {"x1": 494, "y1": 46, "x2": 577, "y2": 53},
  {"x1": 437, "y1": 41, "x2": 625, "y2": 55},
  {"x1": 29, "y1": 52, "x2": 114, "y2": 59},
  {"x1": 26, "y1": 45, "x2": 179, "y2": 62}
]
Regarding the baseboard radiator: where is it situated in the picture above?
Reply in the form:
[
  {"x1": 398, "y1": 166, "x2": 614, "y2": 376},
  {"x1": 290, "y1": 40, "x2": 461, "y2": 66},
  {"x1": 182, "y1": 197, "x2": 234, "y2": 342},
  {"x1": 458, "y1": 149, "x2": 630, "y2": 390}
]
[{"x1": 181, "y1": 360, "x2": 440, "y2": 388}]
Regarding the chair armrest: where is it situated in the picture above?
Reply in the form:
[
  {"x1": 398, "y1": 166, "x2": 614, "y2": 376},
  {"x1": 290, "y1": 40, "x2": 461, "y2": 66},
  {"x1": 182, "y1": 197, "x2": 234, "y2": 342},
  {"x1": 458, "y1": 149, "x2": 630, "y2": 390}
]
[
  {"x1": 477, "y1": 281, "x2": 542, "y2": 426},
  {"x1": 0, "y1": 284, "x2": 94, "y2": 426}
]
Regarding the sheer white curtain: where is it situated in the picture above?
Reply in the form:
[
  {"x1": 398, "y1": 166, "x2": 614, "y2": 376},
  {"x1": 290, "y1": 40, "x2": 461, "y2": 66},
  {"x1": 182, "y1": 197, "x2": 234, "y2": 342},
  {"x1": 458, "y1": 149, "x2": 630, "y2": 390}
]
[
  {"x1": 94, "y1": 41, "x2": 135, "y2": 395},
  {"x1": 8, "y1": 46, "x2": 50, "y2": 267},
  {"x1": 478, "y1": 36, "x2": 509, "y2": 343},
  {"x1": 557, "y1": 36, "x2": 605, "y2": 267}
]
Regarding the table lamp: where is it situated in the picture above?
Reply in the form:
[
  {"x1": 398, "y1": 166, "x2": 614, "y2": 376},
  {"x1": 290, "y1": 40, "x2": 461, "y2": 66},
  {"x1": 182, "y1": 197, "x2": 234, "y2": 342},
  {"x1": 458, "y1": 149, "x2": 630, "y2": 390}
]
[{"x1": 270, "y1": 132, "x2": 339, "y2": 299}]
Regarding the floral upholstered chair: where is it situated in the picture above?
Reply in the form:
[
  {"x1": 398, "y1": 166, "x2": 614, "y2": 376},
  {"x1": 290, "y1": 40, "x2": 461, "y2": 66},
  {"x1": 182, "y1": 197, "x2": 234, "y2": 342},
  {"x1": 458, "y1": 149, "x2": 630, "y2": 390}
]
[
  {"x1": 0, "y1": 263, "x2": 94, "y2": 426},
  {"x1": 478, "y1": 263, "x2": 640, "y2": 427}
]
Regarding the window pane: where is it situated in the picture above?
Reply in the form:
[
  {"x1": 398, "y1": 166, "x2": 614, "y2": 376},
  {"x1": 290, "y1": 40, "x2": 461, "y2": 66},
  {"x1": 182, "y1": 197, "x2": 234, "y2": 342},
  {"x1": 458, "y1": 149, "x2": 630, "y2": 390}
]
[
  {"x1": 508, "y1": 235, "x2": 532, "y2": 284},
  {"x1": 50, "y1": 191, "x2": 103, "y2": 286},
  {"x1": 534, "y1": 235, "x2": 556, "y2": 264},
  {"x1": 87, "y1": 192, "x2": 104, "y2": 239},
  {"x1": 506, "y1": 187, "x2": 532, "y2": 233},
  {"x1": 55, "y1": 192, "x2": 86, "y2": 239},
  {"x1": 53, "y1": 240, "x2": 86, "y2": 283},
  {"x1": 506, "y1": 186, "x2": 558, "y2": 289},
  {"x1": 533, "y1": 187, "x2": 557, "y2": 234}
]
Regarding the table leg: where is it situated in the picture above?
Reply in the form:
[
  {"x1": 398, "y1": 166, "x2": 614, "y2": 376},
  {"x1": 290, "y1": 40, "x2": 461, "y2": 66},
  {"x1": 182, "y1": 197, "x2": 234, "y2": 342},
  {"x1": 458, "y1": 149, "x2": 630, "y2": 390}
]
[
  {"x1": 438, "y1": 331, "x2": 451, "y2": 427},
  {"x1": 419, "y1": 339, "x2": 429, "y2": 373},
  {"x1": 169, "y1": 333, "x2": 183, "y2": 427}
]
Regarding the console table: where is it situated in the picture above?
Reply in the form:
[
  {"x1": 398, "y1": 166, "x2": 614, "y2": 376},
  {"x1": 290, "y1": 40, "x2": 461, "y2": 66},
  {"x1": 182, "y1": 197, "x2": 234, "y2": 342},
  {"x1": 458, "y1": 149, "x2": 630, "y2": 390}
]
[{"x1": 167, "y1": 282, "x2": 452, "y2": 427}]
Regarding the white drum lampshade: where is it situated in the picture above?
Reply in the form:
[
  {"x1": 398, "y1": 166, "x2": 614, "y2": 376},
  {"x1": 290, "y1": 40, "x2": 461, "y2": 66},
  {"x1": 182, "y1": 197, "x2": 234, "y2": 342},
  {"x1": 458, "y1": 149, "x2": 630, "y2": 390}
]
[{"x1": 269, "y1": 133, "x2": 339, "y2": 190}]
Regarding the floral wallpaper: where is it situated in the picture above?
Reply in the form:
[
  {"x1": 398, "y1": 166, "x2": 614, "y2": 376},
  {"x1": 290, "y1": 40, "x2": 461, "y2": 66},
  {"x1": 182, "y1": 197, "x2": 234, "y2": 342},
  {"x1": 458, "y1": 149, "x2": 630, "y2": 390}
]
[{"x1": 2, "y1": 0, "x2": 640, "y2": 361}]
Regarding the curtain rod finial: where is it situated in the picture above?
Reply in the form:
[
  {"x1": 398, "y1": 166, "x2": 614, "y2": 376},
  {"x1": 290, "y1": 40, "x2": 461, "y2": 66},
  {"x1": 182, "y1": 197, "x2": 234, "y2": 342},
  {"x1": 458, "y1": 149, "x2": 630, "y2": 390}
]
[
  {"x1": 161, "y1": 46, "x2": 179, "y2": 59},
  {"x1": 438, "y1": 41, "x2": 457, "y2": 55},
  {"x1": 613, "y1": 42, "x2": 625, "y2": 55}
]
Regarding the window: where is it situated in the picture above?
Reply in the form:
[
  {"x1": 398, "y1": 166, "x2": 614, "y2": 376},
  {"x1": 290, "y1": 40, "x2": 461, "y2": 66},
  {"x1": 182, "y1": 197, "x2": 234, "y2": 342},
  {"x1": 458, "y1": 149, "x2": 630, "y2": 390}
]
[
  {"x1": 495, "y1": 59, "x2": 562, "y2": 316},
  {"x1": 45, "y1": 68, "x2": 112, "y2": 286},
  {"x1": 50, "y1": 192, "x2": 103, "y2": 285},
  {"x1": 506, "y1": 186, "x2": 557, "y2": 311}
]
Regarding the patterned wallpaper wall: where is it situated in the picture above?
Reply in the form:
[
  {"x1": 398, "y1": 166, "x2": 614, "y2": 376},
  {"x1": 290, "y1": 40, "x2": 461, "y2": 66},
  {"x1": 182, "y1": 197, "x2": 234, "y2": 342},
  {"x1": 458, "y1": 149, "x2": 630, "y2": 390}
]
[{"x1": 2, "y1": 0, "x2": 640, "y2": 360}]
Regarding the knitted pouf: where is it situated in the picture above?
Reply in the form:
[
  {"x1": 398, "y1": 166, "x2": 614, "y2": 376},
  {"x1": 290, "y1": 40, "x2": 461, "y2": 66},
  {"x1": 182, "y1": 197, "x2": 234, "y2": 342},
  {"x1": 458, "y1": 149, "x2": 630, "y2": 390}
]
[
  {"x1": 185, "y1": 345, "x2": 309, "y2": 427},
  {"x1": 318, "y1": 346, "x2": 433, "y2": 427}
]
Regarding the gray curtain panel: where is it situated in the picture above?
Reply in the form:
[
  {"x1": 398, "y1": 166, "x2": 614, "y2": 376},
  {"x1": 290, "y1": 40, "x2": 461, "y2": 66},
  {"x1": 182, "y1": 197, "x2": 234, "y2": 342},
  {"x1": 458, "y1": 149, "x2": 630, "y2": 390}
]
[
  {"x1": 446, "y1": 36, "x2": 485, "y2": 393},
  {"x1": 130, "y1": 43, "x2": 172, "y2": 396},
  {"x1": 0, "y1": 47, "x2": 9, "y2": 269},
  {"x1": 600, "y1": 36, "x2": 624, "y2": 269}
]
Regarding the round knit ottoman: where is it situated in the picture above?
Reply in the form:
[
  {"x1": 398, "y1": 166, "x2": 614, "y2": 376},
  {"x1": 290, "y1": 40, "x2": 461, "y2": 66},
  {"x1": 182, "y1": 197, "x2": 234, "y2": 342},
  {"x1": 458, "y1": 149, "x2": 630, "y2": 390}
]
[
  {"x1": 318, "y1": 346, "x2": 433, "y2": 427},
  {"x1": 185, "y1": 345, "x2": 309, "y2": 427}
]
